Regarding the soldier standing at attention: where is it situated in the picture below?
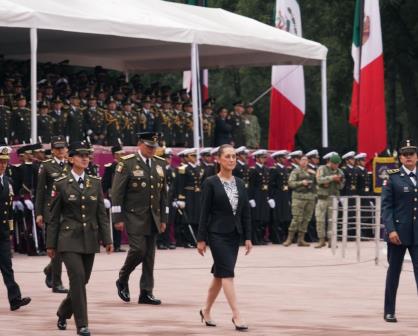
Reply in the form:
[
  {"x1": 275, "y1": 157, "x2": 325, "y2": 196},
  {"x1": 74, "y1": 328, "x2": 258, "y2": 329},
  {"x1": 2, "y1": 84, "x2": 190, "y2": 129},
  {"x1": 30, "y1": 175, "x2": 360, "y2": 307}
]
[
  {"x1": 112, "y1": 132, "x2": 167, "y2": 306},
  {"x1": 283, "y1": 155, "x2": 316, "y2": 247},
  {"x1": 288, "y1": 150, "x2": 303, "y2": 171},
  {"x1": 66, "y1": 93, "x2": 86, "y2": 143},
  {"x1": 47, "y1": 141, "x2": 112, "y2": 336},
  {"x1": 37, "y1": 100, "x2": 55, "y2": 143},
  {"x1": 36, "y1": 136, "x2": 70, "y2": 293},
  {"x1": 382, "y1": 139, "x2": 418, "y2": 323},
  {"x1": 102, "y1": 145, "x2": 126, "y2": 253},
  {"x1": 243, "y1": 103, "x2": 261, "y2": 149},
  {"x1": 315, "y1": 154, "x2": 345, "y2": 248},
  {"x1": 248, "y1": 149, "x2": 272, "y2": 245},
  {"x1": 11, "y1": 95, "x2": 31, "y2": 144},
  {"x1": 200, "y1": 148, "x2": 216, "y2": 182},
  {"x1": 0, "y1": 146, "x2": 32, "y2": 311},
  {"x1": 0, "y1": 90, "x2": 12, "y2": 143},
  {"x1": 268, "y1": 150, "x2": 291, "y2": 243},
  {"x1": 228, "y1": 101, "x2": 246, "y2": 147},
  {"x1": 341, "y1": 151, "x2": 357, "y2": 196},
  {"x1": 306, "y1": 150, "x2": 320, "y2": 171},
  {"x1": 233, "y1": 146, "x2": 250, "y2": 189}
]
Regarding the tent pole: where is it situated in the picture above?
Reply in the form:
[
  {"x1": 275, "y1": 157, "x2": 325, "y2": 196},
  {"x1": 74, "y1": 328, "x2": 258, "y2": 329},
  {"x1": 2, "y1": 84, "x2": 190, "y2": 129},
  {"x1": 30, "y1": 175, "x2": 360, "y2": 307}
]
[
  {"x1": 30, "y1": 28, "x2": 38, "y2": 143},
  {"x1": 191, "y1": 43, "x2": 200, "y2": 151},
  {"x1": 321, "y1": 59, "x2": 328, "y2": 148},
  {"x1": 125, "y1": 70, "x2": 130, "y2": 83}
]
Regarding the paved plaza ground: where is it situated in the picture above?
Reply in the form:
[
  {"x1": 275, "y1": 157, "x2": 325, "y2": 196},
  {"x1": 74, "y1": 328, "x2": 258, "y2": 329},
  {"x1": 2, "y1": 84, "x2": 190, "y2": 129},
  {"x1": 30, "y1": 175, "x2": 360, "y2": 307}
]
[{"x1": 0, "y1": 242, "x2": 417, "y2": 335}]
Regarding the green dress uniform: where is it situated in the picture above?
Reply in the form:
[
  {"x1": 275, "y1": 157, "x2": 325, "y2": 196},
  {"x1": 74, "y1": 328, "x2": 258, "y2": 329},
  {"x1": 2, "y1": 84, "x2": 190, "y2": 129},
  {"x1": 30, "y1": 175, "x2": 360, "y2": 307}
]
[
  {"x1": 287, "y1": 167, "x2": 316, "y2": 245},
  {"x1": 0, "y1": 103, "x2": 12, "y2": 143},
  {"x1": 111, "y1": 152, "x2": 167, "y2": 300},
  {"x1": 47, "y1": 172, "x2": 111, "y2": 331},
  {"x1": 66, "y1": 106, "x2": 86, "y2": 142},
  {"x1": 12, "y1": 107, "x2": 31, "y2": 144},
  {"x1": 315, "y1": 164, "x2": 345, "y2": 241},
  {"x1": 37, "y1": 114, "x2": 55, "y2": 143},
  {"x1": 85, "y1": 107, "x2": 106, "y2": 145},
  {"x1": 35, "y1": 156, "x2": 70, "y2": 290},
  {"x1": 228, "y1": 111, "x2": 246, "y2": 147}
]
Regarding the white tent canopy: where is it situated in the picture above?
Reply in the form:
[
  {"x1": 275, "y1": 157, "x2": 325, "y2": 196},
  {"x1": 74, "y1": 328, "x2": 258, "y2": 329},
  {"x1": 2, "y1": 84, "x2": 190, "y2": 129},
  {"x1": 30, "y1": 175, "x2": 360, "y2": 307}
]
[{"x1": 0, "y1": 0, "x2": 327, "y2": 72}]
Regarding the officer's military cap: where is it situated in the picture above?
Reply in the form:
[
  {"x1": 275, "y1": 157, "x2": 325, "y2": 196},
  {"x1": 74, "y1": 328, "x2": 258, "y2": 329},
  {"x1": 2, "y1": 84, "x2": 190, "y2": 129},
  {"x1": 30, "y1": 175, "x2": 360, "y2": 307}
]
[
  {"x1": 39, "y1": 100, "x2": 49, "y2": 108},
  {"x1": 123, "y1": 98, "x2": 132, "y2": 106},
  {"x1": 51, "y1": 135, "x2": 67, "y2": 149},
  {"x1": 177, "y1": 149, "x2": 186, "y2": 157},
  {"x1": 289, "y1": 150, "x2": 303, "y2": 158},
  {"x1": 107, "y1": 96, "x2": 116, "y2": 104},
  {"x1": 200, "y1": 148, "x2": 212, "y2": 156},
  {"x1": 68, "y1": 141, "x2": 92, "y2": 157},
  {"x1": 111, "y1": 145, "x2": 124, "y2": 155},
  {"x1": 32, "y1": 143, "x2": 44, "y2": 152},
  {"x1": 88, "y1": 94, "x2": 97, "y2": 101},
  {"x1": 17, "y1": 94, "x2": 26, "y2": 101},
  {"x1": 53, "y1": 96, "x2": 63, "y2": 104},
  {"x1": 233, "y1": 101, "x2": 244, "y2": 107},
  {"x1": 323, "y1": 151, "x2": 338, "y2": 160},
  {"x1": 18, "y1": 144, "x2": 33, "y2": 155},
  {"x1": 143, "y1": 96, "x2": 152, "y2": 103},
  {"x1": 342, "y1": 151, "x2": 356, "y2": 160},
  {"x1": 329, "y1": 153, "x2": 342, "y2": 164},
  {"x1": 0, "y1": 146, "x2": 12, "y2": 160},
  {"x1": 164, "y1": 148, "x2": 173, "y2": 157},
  {"x1": 305, "y1": 149, "x2": 319, "y2": 158},
  {"x1": 70, "y1": 91, "x2": 80, "y2": 99},
  {"x1": 0, "y1": 89, "x2": 4, "y2": 98},
  {"x1": 399, "y1": 139, "x2": 417, "y2": 155},
  {"x1": 137, "y1": 132, "x2": 161, "y2": 148},
  {"x1": 15, "y1": 81, "x2": 23, "y2": 88},
  {"x1": 354, "y1": 153, "x2": 367, "y2": 160},
  {"x1": 183, "y1": 100, "x2": 192, "y2": 108},
  {"x1": 183, "y1": 148, "x2": 197, "y2": 156},
  {"x1": 245, "y1": 102, "x2": 253, "y2": 108},
  {"x1": 210, "y1": 147, "x2": 220, "y2": 156},
  {"x1": 252, "y1": 149, "x2": 268, "y2": 157},
  {"x1": 271, "y1": 150, "x2": 289, "y2": 158},
  {"x1": 235, "y1": 146, "x2": 249, "y2": 155}
]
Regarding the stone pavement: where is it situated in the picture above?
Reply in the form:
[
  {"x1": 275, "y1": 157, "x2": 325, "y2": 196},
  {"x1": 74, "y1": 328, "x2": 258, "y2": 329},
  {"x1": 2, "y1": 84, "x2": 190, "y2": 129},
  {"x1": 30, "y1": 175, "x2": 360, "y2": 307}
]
[{"x1": 0, "y1": 242, "x2": 417, "y2": 336}]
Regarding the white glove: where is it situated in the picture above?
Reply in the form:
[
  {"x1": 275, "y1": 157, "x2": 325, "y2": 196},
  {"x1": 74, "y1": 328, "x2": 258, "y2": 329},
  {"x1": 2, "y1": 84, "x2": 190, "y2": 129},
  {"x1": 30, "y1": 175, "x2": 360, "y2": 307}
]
[
  {"x1": 249, "y1": 199, "x2": 256, "y2": 208},
  {"x1": 24, "y1": 199, "x2": 34, "y2": 211},
  {"x1": 268, "y1": 199, "x2": 276, "y2": 208},
  {"x1": 87, "y1": 129, "x2": 93, "y2": 136},
  {"x1": 13, "y1": 201, "x2": 24, "y2": 211},
  {"x1": 177, "y1": 201, "x2": 186, "y2": 209},
  {"x1": 104, "y1": 198, "x2": 111, "y2": 209},
  {"x1": 172, "y1": 201, "x2": 178, "y2": 208}
]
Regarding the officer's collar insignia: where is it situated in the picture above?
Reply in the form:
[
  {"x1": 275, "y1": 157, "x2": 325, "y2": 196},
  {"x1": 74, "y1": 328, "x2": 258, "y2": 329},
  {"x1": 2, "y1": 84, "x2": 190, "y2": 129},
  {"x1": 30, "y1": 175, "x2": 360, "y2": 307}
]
[{"x1": 69, "y1": 178, "x2": 74, "y2": 182}]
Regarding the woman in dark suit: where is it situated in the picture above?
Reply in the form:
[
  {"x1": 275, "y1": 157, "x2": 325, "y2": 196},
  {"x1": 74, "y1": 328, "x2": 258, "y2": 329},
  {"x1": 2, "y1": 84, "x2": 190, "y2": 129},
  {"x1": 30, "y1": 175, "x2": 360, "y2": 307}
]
[
  {"x1": 197, "y1": 144, "x2": 252, "y2": 331},
  {"x1": 47, "y1": 141, "x2": 113, "y2": 336}
]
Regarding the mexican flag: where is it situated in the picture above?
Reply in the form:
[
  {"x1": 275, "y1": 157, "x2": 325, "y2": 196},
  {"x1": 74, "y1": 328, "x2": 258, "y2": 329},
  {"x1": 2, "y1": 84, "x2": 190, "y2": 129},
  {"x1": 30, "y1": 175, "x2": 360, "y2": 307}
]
[
  {"x1": 268, "y1": 0, "x2": 305, "y2": 150},
  {"x1": 350, "y1": 0, "x2": 386, "y2": 160}
]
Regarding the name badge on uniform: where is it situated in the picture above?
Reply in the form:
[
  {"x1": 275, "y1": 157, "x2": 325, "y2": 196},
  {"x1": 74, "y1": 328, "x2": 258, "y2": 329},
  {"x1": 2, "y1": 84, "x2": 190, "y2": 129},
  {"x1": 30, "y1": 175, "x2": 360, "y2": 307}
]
[
  {"x1": 404, "y1": 186, "x2": 410, "y2": 192},
  {"x1": 156, "y1": 165, "x2": 164, "y2": 177},
  {"x1": 133, "y1": 170, "x2": 144, "y2": 177},
  {"x1": 68, "y1": 194, "x2": 77, "y2": 201},
  {"x1": 51, "y1": 172, "x2": 59, "y2": 178},
  {"x1": 90, "y1": 195, "x2": 97, "y2": 200}
]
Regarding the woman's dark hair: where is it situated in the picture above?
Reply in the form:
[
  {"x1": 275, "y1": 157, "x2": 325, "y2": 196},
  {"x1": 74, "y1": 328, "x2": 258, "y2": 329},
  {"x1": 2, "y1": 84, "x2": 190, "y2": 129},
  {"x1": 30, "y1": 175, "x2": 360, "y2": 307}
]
[{"x1": 218, "y1": 144, "x2": 235, "y2": 158}]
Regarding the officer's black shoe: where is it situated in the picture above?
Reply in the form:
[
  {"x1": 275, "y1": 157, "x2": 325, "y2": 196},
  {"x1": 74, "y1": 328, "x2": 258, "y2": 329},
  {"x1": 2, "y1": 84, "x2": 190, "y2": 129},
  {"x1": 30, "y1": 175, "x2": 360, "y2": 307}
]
[
  {"x1": 184, "y1": 243, "x2": 195, "y2": 248},
  {"x1": 44, "y1": 268, "x2": 53, "y2": 289},
  {"x1": 116, "y1": 279, "x2": 130, "y2": 302},
  {"x1": 157, "y1": 244, "x2": 168, "y2": 250},
  {"x1": 168, "y1": 243, "x2": 176, "y2": 250},
  {"x1": 10, "y1": 297, "x2": 31, "y2": 311},
  {"x1": 77, "y1": 326, "x2": 91, "y2": 336},
  {"x1": 384, "y1": 314, "x2": 397, "y2": 323},
  {"x1": 114, "y1": 247, "x2": 126, "y2": 253},
  {"x1": 138, "y1": 290, "x2": 161, "y2": 305},
  {"x1": 53, "y1": 285, "x2": 69, "y2": 294},
  {"x1": 57, "y1": 316, "x2": 67, "y2": 330}
]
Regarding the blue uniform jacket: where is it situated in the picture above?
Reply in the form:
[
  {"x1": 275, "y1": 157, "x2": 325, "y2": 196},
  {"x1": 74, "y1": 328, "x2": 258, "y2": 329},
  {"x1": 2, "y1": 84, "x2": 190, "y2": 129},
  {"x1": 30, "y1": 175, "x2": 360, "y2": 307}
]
[{"x1": 381, "y1": 167, "x2": 418, "y2": 246}]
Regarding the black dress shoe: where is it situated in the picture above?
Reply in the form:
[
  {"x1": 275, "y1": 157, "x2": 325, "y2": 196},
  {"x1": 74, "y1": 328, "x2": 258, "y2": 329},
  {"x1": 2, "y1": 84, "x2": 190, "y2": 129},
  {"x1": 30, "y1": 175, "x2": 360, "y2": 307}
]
[
  {"x1": 114, "y1": 247, "x2": 126, "y2": 253},
  {"x1": 57, "y1": 316, "x2": 67, "y2": 330},
  {"x1": 138, "y1": 291, "x2": 161, "y2": 305},
  {"x1": 157, "y1": 244, "x2": 168, "y2": 250},
  {"x1": 77, "y1": 326, "x2": 91, "y2": 336},
  {"x1": 232, "y1": 318, "x2": 248, "y2": 332},
  {"x1": 10, "y1": 297, "x2": 31, "y2": 311},
  {"x1": 384, "y1": 313, "x2": 397, "y2": 323},
  {"x1": 168, "y1": 243, "x2": 176, "y2": 250},
  {"x1": 116, "y1": 280, "x2": 130, "y2": 302},
  {"x1": 44, "y1": 268, "x2": 52, "y2": 289},
  {"x1": 53, "y1": 285, "x2": 69, "y2": 294}
]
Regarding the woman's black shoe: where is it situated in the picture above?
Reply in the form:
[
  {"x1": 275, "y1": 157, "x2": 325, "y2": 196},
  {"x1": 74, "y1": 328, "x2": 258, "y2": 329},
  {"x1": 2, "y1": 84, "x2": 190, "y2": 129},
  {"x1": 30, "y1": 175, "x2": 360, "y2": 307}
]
[
  {"x1": 232, "y1": 318, "x2": 248, "y2": 331},
  {"x1": 77, "y1": 326, "x2": 91, "y2": 336},
  {"x1": 57, "y1": 316, "x2": 67, "y2": 330},
  {"x1": 199, "y1": 309, "x2": 216, "y2": 327}
]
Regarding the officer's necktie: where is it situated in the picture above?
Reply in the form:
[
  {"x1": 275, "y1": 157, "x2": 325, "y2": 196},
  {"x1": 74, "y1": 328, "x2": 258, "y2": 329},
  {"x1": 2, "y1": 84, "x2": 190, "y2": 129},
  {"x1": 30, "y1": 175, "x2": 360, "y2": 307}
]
[
  {"x1": 0, "y1": 176, "x2": 3, "y2": 191},
  {"x1": 78, "y1": 177, "x2": 84, "y2": 189},
  {"x1": 146, "y1": 158, "x2": 150, "y2": 168},
  {"x1": 409, "y1": 172, "x2": 417, "y2": 186}
]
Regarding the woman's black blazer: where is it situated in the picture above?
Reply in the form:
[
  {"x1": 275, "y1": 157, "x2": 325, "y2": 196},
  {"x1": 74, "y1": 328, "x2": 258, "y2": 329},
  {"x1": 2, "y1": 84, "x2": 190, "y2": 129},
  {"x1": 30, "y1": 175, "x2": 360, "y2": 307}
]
[{"x1": 197, "y1": 175, "x2": 251, "y2": 242}]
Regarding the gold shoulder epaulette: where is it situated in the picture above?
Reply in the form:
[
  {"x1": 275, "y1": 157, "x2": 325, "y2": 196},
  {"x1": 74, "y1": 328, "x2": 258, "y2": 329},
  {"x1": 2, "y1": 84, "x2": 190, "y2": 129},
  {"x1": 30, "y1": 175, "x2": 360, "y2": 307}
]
[
  {"x1": 89, "y1": 175, "x2": 101, "y2": 180},
  {"x1": 43, "y1": 158, "x2": 53, "y2": 163},
  {"x1": 121, "y1": 154, "x2": 135, "y2": 160},
  {"x1": 178, "y1": 164, "x2": 186, "y2": 174},
  {"x1": 55, "y1": 175, "x2": 68, "y2": 182},
  {"x1": 387, "y1": 168, "x2": 400, "y2": 175},
  {"x1": 153, "y1": 155, "x2": 165, "y2": 162}
]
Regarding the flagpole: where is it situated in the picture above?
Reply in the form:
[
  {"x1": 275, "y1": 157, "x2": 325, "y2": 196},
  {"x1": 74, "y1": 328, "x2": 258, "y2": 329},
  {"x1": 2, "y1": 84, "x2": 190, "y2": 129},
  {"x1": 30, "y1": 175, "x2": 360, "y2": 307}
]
[
  {"x1": 191, "y1": 43, "x2": 201, "y2": 153},
  {"x1": 30, "y1": 28, "x2": 38, "y2": 143},
  {"x1": 321, "y1": 59, "x2": 328, "y2": 148}
]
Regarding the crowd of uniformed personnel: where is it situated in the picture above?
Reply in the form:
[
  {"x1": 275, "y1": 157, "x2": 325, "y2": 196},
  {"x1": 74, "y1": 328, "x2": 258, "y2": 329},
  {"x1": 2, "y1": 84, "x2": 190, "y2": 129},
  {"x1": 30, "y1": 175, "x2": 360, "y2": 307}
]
[
  {"x1": 0, "y1": 66, "x2": 261, "y2": 148},
  {"x1": 2, "y1": 135, "x2": 376, "y2": 260}
]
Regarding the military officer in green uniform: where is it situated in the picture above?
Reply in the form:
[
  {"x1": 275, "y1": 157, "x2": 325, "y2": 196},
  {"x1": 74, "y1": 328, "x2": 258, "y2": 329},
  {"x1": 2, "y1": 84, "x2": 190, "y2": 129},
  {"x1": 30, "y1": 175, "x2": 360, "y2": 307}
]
[
  {"x1": 243, "y1": 103, "x2": 261, "y2": 149},
  {"x1": 202, "y1": 101, "x2": 215, "y2": 147},
  {"x1": 315, "y1": 153, "x2": 345, "y2": 248},
  {"x1": 283, "y1": 155, "x2": 316, "y2": 247},
  {"x1": 37, "y1": 100, "x2": 55, "y2": 143},
  {"x1": 11, "y1": 95, "x2": 31, "y2": 144},
  {"x1": 35, "y1": 136, "x2": 70, "y2": 293},
  {"x1": 112, "y1": 132, "x2": 167, "y2": 305},
  {"x1": 228, "y1": 101, "x2": 246, "y2": 147},
  {"x1": 66, "y1": 93, "x2": 86, "y2": 142},
  {"x1": 47, "y1": 141, "x2": 113, "y2": 336},
  {"x1": 0, "y1": 90, "x2": 12, "y2": 143},
  {"x1": 85, "y1": 95, "x2": 106, "y2": 145}
]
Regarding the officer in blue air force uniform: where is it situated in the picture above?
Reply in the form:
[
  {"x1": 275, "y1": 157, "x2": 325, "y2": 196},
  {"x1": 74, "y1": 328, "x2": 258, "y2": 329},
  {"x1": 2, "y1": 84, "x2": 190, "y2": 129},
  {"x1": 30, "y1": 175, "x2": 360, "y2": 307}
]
[{"x1": 382, "y1": 139, "x2": 418, "y2": 323}]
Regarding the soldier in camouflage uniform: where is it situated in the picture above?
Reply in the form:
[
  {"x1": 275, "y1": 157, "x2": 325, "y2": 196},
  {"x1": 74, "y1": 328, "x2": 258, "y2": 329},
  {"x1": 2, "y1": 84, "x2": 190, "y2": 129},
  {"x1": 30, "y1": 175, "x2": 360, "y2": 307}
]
[
  {"x1": 243, "y1": 103, "x2": 261, "y2": 149},
  {"x1": 11, "y1": 95, "x2": 31, "y2": 144},
  {"x1": 0, "y1": 90, "x2": 12, "y2": 144},
  {"x1": 315, "y1": 153, "x2": 345, "y2": 248},
  {"x1": 283, "y1": 155, "x2": 316, "y2": 247}
]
